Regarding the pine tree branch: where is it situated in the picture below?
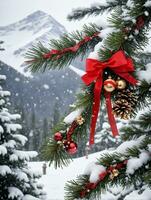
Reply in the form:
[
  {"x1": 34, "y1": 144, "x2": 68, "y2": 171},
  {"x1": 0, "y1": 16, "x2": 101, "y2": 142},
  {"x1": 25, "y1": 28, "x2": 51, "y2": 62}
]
[
  {"x1": 98, "y1": 8, "x2": 151, "y2": 61},
  {"x1": 40, "y1": 84, "x2": 94, "y2": 167},
  {"x1": 121, "y1": 110, "x2": 151, "y2": 141},
  {"x1": 139, "y1": 111, "x2": 151, "y2": 129},
  {"x1": 137, "y1": 80, "x2": 151, "y2": 108},
  {"x1": 65, "y1": 161, "x2": 151, "y2": 200},
  {"x1": 67, "y1": 1, "x2": 125, "y2": 21},
  {"x1": 65, "y1": 137, "x2": 151, "y2": 199},
  {"x1": 40, "y1": 138, "x2": 72, "y2": 169},
  {"x1": 25, "y1": 24, "x2": 102, "y2": 72}
]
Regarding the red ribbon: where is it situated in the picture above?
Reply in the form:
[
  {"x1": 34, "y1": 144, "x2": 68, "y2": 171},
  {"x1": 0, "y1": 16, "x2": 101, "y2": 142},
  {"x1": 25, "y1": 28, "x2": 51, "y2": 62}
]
[
  {"x1": 104, "y1": 91, "x2": 118, "y2": 137},
  {"x1": 43, "y1": 32, "x2": 100, "y2": 59},
  {"x1": 99, "y1": 171, "x2": 108, "y2": 180},
  {"x1": 66, "y1": 121, "x2": 78, "y2": 141},
  {"x1": 82, "y1": 50, "x2": 138, "y2": 145},
  {"x1": 107, "y1": 160, "x2": 128, "y2": 173},
  {"x1": 80, "y1": 160, "x2": 127, "y2": 198},
  {"x1": 136, "y1": 16, "x2": 145, "y2": 30}
]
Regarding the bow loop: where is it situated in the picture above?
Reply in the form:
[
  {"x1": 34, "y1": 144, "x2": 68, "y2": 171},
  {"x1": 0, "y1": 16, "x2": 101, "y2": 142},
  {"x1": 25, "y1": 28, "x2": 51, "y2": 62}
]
[
  {"x1": 85, "y1": 58, "x2": 105, "y2": 72},
  {"x1": 105, "y1": 50, "x2": 128, "y2": 68},
  {"x1": 113, "y1": 57, "x2": 134, "y2": 73}
]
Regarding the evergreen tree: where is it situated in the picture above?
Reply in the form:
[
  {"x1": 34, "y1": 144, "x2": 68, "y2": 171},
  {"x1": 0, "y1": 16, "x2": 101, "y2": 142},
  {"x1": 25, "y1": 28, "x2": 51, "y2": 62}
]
[
  {"x1": 26, "y1": 0, "x2": 151, "y2": 199},
  {"x1": 95, "y1": 115, "x2": 118, "y2": 151},
  {"x1": 94, "y1": 106, "x2": 123, "y2": 152},
  {"x1": 12, "y1": 105, "x2": 30, "y2": 151},
  {"x1": 52, "y1": 102, "x2": 60, "y2": 127},
  {"x1": 42, "y1": 118, "x2": 49, "y2": 141},
  {"x1": 28, "y1": 109, "x2": 37, "y2": 151},
  {"x1": 0, "y1": 74, "x2": 46, "y2": 199}
]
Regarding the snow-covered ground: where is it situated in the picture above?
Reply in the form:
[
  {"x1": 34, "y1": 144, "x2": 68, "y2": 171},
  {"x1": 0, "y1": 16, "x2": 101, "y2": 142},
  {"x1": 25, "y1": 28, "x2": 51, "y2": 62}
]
[
  {"x1": 29, "y1": 136, "x2": 151, "y2": 200},
  {"x1": 29, "y1": 151, "x2": 103, "y2": 200}
]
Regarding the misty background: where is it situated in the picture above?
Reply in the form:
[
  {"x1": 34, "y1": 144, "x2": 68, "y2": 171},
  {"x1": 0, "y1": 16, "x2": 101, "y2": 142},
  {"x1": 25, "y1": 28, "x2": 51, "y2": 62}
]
[{"x1": 0, "y1": 1, "x2": 96, "y2": 156}]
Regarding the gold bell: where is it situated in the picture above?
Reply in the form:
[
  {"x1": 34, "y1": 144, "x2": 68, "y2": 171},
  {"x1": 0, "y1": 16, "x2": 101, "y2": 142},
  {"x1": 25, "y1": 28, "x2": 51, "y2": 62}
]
[
  {"x1": 109, "y1": 169, "x2": 119, "y2": 180},
  {"x1": 116, "y1": 78, "x2": 127, "y2": 90}
]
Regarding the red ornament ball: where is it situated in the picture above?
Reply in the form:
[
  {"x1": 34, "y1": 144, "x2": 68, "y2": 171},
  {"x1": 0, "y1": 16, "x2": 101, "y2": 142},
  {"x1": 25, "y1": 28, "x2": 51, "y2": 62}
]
[
  {"x1": 104, "y1": 78, "x2": 116, "y2": 92},
  {"x1": 67, "y1": 142, "x2": 77, "y2": 155},
  {"x1": 54, "y1": 132, "x2": 63, "y2": 141}
]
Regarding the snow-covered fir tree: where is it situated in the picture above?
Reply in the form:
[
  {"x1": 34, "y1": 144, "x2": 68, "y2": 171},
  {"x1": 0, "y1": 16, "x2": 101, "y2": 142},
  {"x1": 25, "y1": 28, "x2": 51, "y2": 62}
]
[
  {"x1": 0, "y1": 74, "x2": 46, "y2": 199},
  {"x1": 94, "y1": 106, "x2": 123, "y2": 151},
  {"x1": 26, "y1": 0, "x2": 151, "y2": 199}
]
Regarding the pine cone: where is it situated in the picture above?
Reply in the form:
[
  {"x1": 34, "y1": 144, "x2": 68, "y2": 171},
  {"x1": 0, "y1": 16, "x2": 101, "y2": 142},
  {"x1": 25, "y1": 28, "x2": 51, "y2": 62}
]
[{"x1": 113, "y1": 89, "x2": 137, "y2": 119}]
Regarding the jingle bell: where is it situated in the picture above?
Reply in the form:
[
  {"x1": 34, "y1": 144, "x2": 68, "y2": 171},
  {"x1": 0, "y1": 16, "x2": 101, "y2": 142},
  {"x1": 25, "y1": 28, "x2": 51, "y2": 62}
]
[{"x1": 116, "y1": 79, "x2": 127, "y2": 90}]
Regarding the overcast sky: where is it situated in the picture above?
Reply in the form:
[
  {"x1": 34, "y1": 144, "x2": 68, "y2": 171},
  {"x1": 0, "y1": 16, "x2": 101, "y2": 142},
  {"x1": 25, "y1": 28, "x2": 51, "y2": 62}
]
[{"x1": 0, "y1": 0, "x2": 96, "y2": 31}]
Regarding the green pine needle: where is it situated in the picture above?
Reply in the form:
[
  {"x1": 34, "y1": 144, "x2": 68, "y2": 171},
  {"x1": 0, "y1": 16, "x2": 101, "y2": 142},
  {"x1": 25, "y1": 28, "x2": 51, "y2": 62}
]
[{"x1": 41, "y1": 138, "x2": 72, "y2": 169}]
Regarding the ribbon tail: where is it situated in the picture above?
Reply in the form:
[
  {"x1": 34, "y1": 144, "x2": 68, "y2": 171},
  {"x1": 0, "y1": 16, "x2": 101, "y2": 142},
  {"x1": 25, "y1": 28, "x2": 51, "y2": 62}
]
[
  {"x1": 89, "y1": 75, "x2": 103, "y2": 145},
  {"x1": 104, "y1": 91, "x2": 119, "y2": 137}
]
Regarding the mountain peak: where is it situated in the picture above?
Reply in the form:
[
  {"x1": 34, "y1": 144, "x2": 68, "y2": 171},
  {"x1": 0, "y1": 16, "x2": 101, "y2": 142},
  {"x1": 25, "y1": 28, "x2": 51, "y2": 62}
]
[
  {"x1": 18, "y1": 10, "x2": 66, "y2": 34},
  {"x1": 21, "y1": 10, "x2": 57, "y2": 26},
  {"x1": 25, "y1": 10, "x2": 51, "y2": 21},
  {"x1": 0, "y1": 10, "x2": 66, "y2": 76}
]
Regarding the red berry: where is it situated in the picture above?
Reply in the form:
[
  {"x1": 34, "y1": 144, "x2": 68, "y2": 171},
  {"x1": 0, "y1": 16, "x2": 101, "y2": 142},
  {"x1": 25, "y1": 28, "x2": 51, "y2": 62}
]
[{"x1": 54, "y1": 132, "x2": 63, "y2": 141}]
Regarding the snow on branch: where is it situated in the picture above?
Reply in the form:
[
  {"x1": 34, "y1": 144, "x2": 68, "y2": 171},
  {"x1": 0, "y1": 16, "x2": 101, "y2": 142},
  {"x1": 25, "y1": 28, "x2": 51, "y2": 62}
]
[
  {"x1": 126, "y1": 151, "x2": 151, "y2": 174},
  {"x1": 11, "y1": 150, "x2": 38, "y2": 161},
  {"x1": 84, "y1": 162, "x2": 106, "y2": 183},
  {"x1": 0, "y1": 125, "x2": 4, "y2": 133},
  {"x1": 0, "y1": 109, "x2": 21, "y2": 122},
  {"x1": 22, "y1": 195, "x2": 40, "y2": 200},
  {"x1": 15, "y1": 170, "x2": 29, "y2": 182},
  {"x1": 0, "y1": 99, "x2": 5, "y2": 106},
  {"x1": 124, "y1": 187, "x2": 151, "y2": 200},
  {"x1": 116, "y1": 135, "x2": 145, "y2": 154},
  {"x1": 9, "y1": 114, "x2": 21, "y2": 120},
  {"x1": 12, "y1": 134, "x2": 28, "y2": 146},
  {"x1": 137, "y1": 63, "x2": 151, "y2": 83},
  {"x1": 145, "y1": 0, "x2": 151, "y2": 7},
  {"x1": 24, "y1": 168, "x2": 42, "y2": 178},
  {"x1": 64, "y1": 108, "x2": 83, "y2": 124},
  {"x1": 0, "y1": 145, "x2": 7, "y2": 155},
  {"x1": 0, "y1": 90, "x2": 11, "y2": 97},
  {"x1": 6, "y1": 123, "x2": 22, "y2": 133},
  {"x1": 69, "y1": 65, "x2": 85, "y2": 77},
  {"x1": 0, "y1": 165, "x2": 11, "y2": 175},
  {"x1": 8, "y1": 187, "x2": 24, "y2": 199},
  {"x1": 4, "y1": 140, "x2": 16, "y2": 148}
]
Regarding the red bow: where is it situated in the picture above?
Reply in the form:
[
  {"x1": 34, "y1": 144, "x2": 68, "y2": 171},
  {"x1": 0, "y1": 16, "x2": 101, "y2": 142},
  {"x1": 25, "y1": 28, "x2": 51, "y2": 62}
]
[{"x1": 82, "y1": 50, "x2": 138, "y2": 145}]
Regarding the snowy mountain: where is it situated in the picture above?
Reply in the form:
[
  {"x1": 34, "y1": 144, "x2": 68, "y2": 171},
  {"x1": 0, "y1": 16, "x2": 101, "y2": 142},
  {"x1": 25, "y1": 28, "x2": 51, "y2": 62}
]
[
  {"x1": 0, "y1": 10, "x2": 66, "y2": 75},
  {"x1": 0, "y1": 10, "x2": 85, "y2": 122},
  {"x1": 0, "y1": 10, "x2": 83, "y2": 117}
]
